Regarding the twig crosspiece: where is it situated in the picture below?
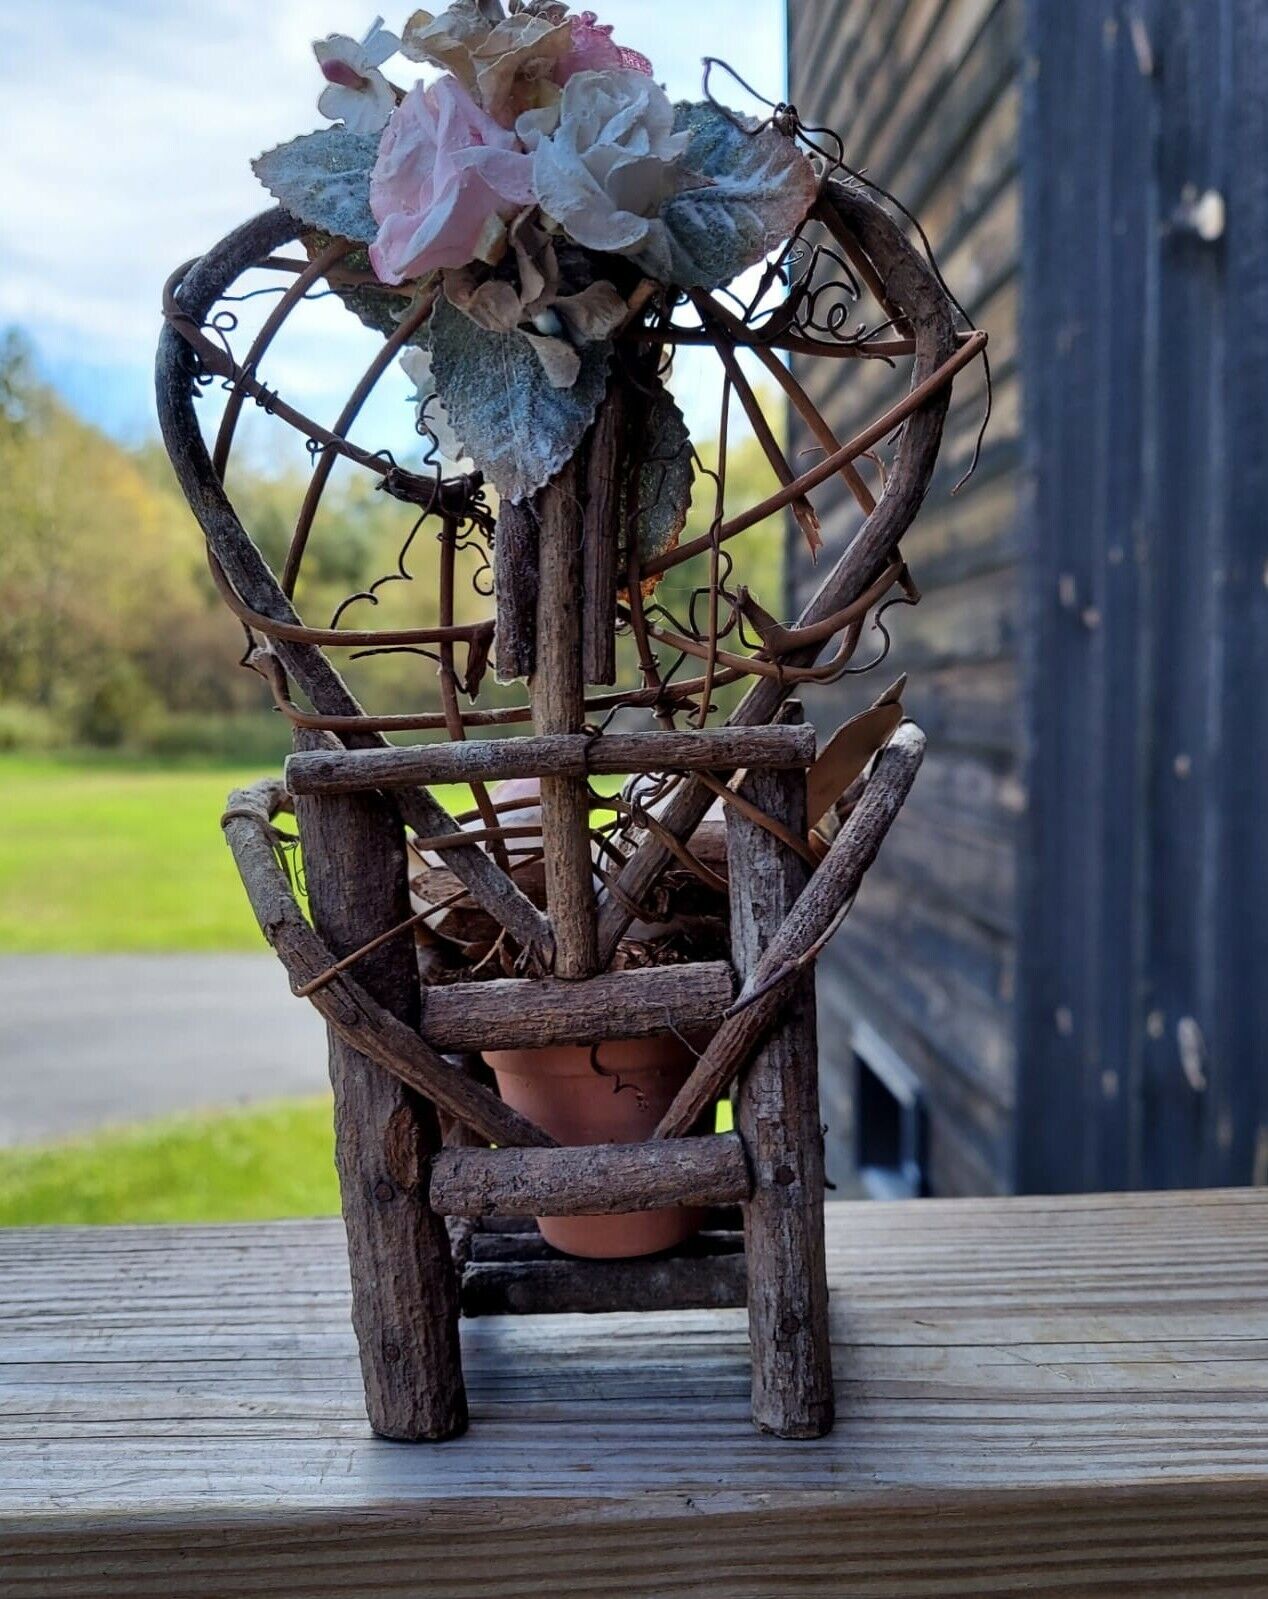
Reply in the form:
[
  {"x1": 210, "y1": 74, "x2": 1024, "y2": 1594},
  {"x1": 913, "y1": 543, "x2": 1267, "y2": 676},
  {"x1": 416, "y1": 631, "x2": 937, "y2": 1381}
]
[{"x1": 161, "y1": 163, "x2": 969, "y2": 1441}]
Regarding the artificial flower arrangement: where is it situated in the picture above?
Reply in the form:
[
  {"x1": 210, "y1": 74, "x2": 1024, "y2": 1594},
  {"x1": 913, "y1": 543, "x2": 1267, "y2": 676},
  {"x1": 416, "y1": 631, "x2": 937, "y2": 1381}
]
[{"x1": 252, "y1": 1, "x2": 819, "y2": 516}]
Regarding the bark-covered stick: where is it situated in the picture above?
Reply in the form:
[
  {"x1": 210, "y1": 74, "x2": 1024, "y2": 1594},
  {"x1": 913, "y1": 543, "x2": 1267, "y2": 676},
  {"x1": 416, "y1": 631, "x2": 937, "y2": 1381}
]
[
  {"x1": 461, "y1": 1252, "x2": 747, "y2": 1316},
  {"x1": 285, "y1": 724, "x2": 816, "y2": 794},
  {"x1": 531, "y1": 453, "x2": 599, "y2": 977},
  {"x1": 222, "y1": 778, "x2": 555, "y2": 1152},
  {"x1": 593, "y1": 175, "x2": 959, "y2": 965},
  {"x1": 581, "y1": 385, "x2": 625, "y2": 685},
  {"x1": 430, "y1": 1133, "x2": 751, "y2": 1218},
  {"x1": 724, "y1": 704, "x2": 832, "y2": 1440},
  {"x1": 418, "y1": 961, "x2": 734, "y2": 1053},
  {"x1": 654, "y1": 722, "x2": 927, "y2": 1139},
  {"x1": 291, "y1": 730, "x2": 467, "y2": 1442},
  {"x1": 494, "y1": 498, "x2": 538, "y2": 682}
]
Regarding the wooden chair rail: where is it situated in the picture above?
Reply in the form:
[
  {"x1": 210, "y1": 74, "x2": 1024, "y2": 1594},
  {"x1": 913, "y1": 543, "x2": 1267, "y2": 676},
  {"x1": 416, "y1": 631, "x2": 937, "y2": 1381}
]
[
  {"x1": 417, "y1": 962, "x2": 735, "y2": 1053},
  {"x1": 284, "y1": 725, "x2": 818, "y2": 796},
  {"x1": 430, "y1": 1134, "x2": 752, "y2": 1219}
]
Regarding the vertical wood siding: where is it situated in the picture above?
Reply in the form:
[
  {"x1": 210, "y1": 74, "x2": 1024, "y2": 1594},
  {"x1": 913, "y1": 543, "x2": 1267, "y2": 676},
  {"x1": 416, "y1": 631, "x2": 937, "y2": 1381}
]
[
  {"x1": 788, "y1": 0, "x2": 1024, "y2": 1194},
  {"x1": 1017, "y1": 0, "x2": 1268, "y2": 1192}
]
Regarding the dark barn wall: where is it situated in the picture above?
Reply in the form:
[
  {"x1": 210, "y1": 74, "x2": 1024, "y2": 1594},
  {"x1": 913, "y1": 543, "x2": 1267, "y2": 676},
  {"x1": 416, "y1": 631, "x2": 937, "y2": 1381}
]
[
  {"x1": 790, "y1": 0, "x2": 1268, "y2": 1199},
  {"x1": 787, "y1": 0, "x2": 1025, "y2": 1195},
  {"x1": 1017, "y1": 0, "x2": 1268, "y2": 1193}
]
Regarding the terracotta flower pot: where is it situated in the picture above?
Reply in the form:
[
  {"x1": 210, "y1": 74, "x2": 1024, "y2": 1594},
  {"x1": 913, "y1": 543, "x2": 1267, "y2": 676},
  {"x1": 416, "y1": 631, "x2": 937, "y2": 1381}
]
[{"x1": 484, "y1": 1033, "x2": 705, "y2": 1259}]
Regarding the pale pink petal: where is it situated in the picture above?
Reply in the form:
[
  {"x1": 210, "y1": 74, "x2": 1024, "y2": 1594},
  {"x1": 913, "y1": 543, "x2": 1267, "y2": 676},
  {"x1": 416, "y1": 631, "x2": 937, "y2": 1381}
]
[
  {"x1": 370, "y1": 74, "x2": 533, "y2": 280},
  {"x1": 555, "y1": 12, "x2": 652, "y2": 83}
]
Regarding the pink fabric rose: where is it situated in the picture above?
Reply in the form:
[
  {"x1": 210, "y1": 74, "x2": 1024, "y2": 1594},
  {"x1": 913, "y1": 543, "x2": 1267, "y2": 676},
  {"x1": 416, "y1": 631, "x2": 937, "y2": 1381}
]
[
  {"x1": 369, "y1": 75, "x2": 535, "y2": 284},
  {"x1": 555, "y1": 11, "x2": 652, "y2": 81}
]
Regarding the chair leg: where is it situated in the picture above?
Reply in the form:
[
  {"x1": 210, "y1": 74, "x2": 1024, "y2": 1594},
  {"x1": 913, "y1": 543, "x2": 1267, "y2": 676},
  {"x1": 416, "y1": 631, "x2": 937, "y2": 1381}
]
[
  {"x1": 727, "y1": 705, "x2": 834, "y2": 1439},
  {"x1": 293, "y1": 730, "x2": 467, "y2": 1441}
]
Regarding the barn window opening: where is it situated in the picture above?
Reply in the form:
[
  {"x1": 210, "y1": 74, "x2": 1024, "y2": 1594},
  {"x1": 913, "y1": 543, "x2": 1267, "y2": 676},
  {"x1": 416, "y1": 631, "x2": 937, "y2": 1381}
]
[{"x1": 853, "y1": 1027, "x2": 927, "y2": 1200}]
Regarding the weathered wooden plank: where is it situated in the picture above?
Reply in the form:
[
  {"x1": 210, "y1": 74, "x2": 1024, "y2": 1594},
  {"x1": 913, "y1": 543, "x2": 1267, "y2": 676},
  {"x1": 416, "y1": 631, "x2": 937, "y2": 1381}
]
[
  {"x1": 4, "y1": 1189, "x2": 1268, "y2": 1595},
  {"x1": 876, "y1": 799, "x2": 1017, "y2": 935},
  {"x1": 430, "y1": 1135, "x2": 751, "y2": 1218},
  {"x1": 900, "y1": 656, "x2": 1019, "y2": 755},
  {"x1": 417, "y1": 962, "x2": 734, "y2": 1053},
  {"x1": 291, "y1": 730, "x2": 466, "y2": 1442},
  {"x1": 832, "y1": 905, "x2": 1016, "y2": 1102},
  {"x1": 286, "y1": 725, "x2": 817, "y2": 795}
]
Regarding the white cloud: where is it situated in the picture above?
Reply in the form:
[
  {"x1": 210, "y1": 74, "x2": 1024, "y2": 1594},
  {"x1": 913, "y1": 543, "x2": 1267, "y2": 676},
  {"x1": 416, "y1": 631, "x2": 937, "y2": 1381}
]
[{"x1": 0, "y1": 1, "x2": 784, "y2": 447}]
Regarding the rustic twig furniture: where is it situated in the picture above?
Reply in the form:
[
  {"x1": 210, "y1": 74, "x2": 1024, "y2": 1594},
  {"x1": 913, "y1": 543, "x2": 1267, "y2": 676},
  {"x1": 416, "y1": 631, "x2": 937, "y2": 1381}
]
[{"x1": 156, "y1": 176, "x2": 973, "y2": 1441}]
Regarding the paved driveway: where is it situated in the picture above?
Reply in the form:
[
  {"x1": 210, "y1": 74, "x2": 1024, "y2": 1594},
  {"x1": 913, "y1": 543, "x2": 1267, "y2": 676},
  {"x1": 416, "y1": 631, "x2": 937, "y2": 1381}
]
[{"x1": 0, "y1": 956, "x2": 329, "y2": 1146}]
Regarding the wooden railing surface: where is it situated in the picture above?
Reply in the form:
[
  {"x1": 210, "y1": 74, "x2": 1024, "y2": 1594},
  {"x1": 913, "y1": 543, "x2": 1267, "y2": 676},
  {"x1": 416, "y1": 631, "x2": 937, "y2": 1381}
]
[{"x1": 3, "y1": 1188, "x2": 1267, "y2": 1596}]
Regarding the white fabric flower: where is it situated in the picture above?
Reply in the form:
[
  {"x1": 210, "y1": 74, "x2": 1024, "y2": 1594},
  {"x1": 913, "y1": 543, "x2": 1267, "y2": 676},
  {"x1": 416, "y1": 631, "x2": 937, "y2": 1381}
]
[
  {"x1": 518, "y1": 69, "x2": 690, "y2": 257},
  {"x1": 314, "y1": 17, "x2": 400, "y2": 135},
  {"x1": 399, "y1": 345, "x2": 472, "y2": 467}
]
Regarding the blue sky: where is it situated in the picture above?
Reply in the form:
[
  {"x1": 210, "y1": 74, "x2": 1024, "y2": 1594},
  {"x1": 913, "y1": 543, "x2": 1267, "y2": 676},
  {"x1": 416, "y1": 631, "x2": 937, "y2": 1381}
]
[{"x1": 0, "y1": 0, "x2": 785, "y2": 455}]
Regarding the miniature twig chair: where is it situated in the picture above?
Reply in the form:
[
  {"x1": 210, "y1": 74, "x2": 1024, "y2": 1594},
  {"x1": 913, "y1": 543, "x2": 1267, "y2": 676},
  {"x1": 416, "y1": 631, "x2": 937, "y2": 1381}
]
[{"x1": 157, "y1": 176, "x2": 968, "y2": 1440}]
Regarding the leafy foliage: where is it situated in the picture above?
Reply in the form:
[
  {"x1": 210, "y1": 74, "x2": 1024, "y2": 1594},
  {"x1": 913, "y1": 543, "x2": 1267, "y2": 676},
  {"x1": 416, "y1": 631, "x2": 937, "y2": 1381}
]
[
  {"x1": 252, "y1": 129, "x2": 380, "y2": 243},
  {"x1": 641, "y1": 102, "x2": 820, "y2": 290},
  {"x1": 0, "y1": 332, "x2": 496, "y2": 752},
  {"x1": 428, "y1": 296, "x2": 611, "y2": 501}
]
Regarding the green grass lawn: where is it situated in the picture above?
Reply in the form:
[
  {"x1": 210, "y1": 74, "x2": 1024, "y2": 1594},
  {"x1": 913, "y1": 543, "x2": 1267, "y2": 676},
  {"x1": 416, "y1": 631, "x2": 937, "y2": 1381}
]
[
  {"x1": 0, "y1": 1096, "x2": 339, "y2": 1226},
  {"x1": 0, "y1": 753, "x2": 470, "y2": 953},
  {"x1": 0, "y1": 754, "x2": 644, "y2": 1226},
  {"x1": 0, "y1": 1095, "x2": 731, "y2": 1226}
]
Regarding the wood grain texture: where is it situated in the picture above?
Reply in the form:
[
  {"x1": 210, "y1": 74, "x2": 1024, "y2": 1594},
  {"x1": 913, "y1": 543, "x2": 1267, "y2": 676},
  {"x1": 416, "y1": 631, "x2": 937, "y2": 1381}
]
[
  {"x1": 418, "y1": 962, "x2": 734, "y2": 1053},
  {"x1": 787, "y1": 0, "x2": 1024, "y2": 1199},
  {"x1": 292, "y1": 730, "x2": 467, "y2": 1441},
  {"x1": 494, "y1": 498, "x2": 538, "y2": 682},
  {"x1": 581, "y1": 384, "x2": 624, "y2": 685},
  {"x1": 3, "y1": 1190, "x2": 1267, "y2": 1595},
  {"x1": 431, "y1": 1134, "x2": 751, "y2": 1218},
  {"x1": 286, "y1": 725, "x2": 817, "y2": 794},
  {"x1": 727, "y1": 707, "x2": 833, "y2": 1439},
  {"x1": 529, "y1": 453, "x2": 598, "y2": 978}
]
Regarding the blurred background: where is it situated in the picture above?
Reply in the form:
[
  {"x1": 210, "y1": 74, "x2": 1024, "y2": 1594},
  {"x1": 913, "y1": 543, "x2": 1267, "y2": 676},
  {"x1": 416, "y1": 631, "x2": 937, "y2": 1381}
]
[{"x1": 0, "y1": 0, "x2": 1263, "y2": 1223}]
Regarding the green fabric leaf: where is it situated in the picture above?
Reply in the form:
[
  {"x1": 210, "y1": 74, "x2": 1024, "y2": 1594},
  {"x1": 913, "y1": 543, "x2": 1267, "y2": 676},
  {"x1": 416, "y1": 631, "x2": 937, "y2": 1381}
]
[
  {"x1": 252, "y1": 130, "x2": 379, "y2": 245},
  {"x1": 621, "y1": 378, "x2": 693, "y2": 579},
  {"x1": 640, "y1": 103, "x2": 819, "y2": 290},
  {"x1": 428, "y1": 297, "x2": 611, "y2": 501}
]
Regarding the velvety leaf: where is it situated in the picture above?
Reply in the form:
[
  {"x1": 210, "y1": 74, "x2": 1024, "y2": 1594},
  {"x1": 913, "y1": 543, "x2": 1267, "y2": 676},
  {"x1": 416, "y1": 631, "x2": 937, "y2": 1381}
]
[
  {"x1": 620, "y1": 378, "x2": 693, "y2": 584},
  {"x1": 428, "y1": 297, "x2": 611, "y2": 501},
  {"x1": 640, "y1": 102, "x2": 819, "y2": 289},
  {"x1": 252, "y1": 129, "x2": 380, "y2": 245}
]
